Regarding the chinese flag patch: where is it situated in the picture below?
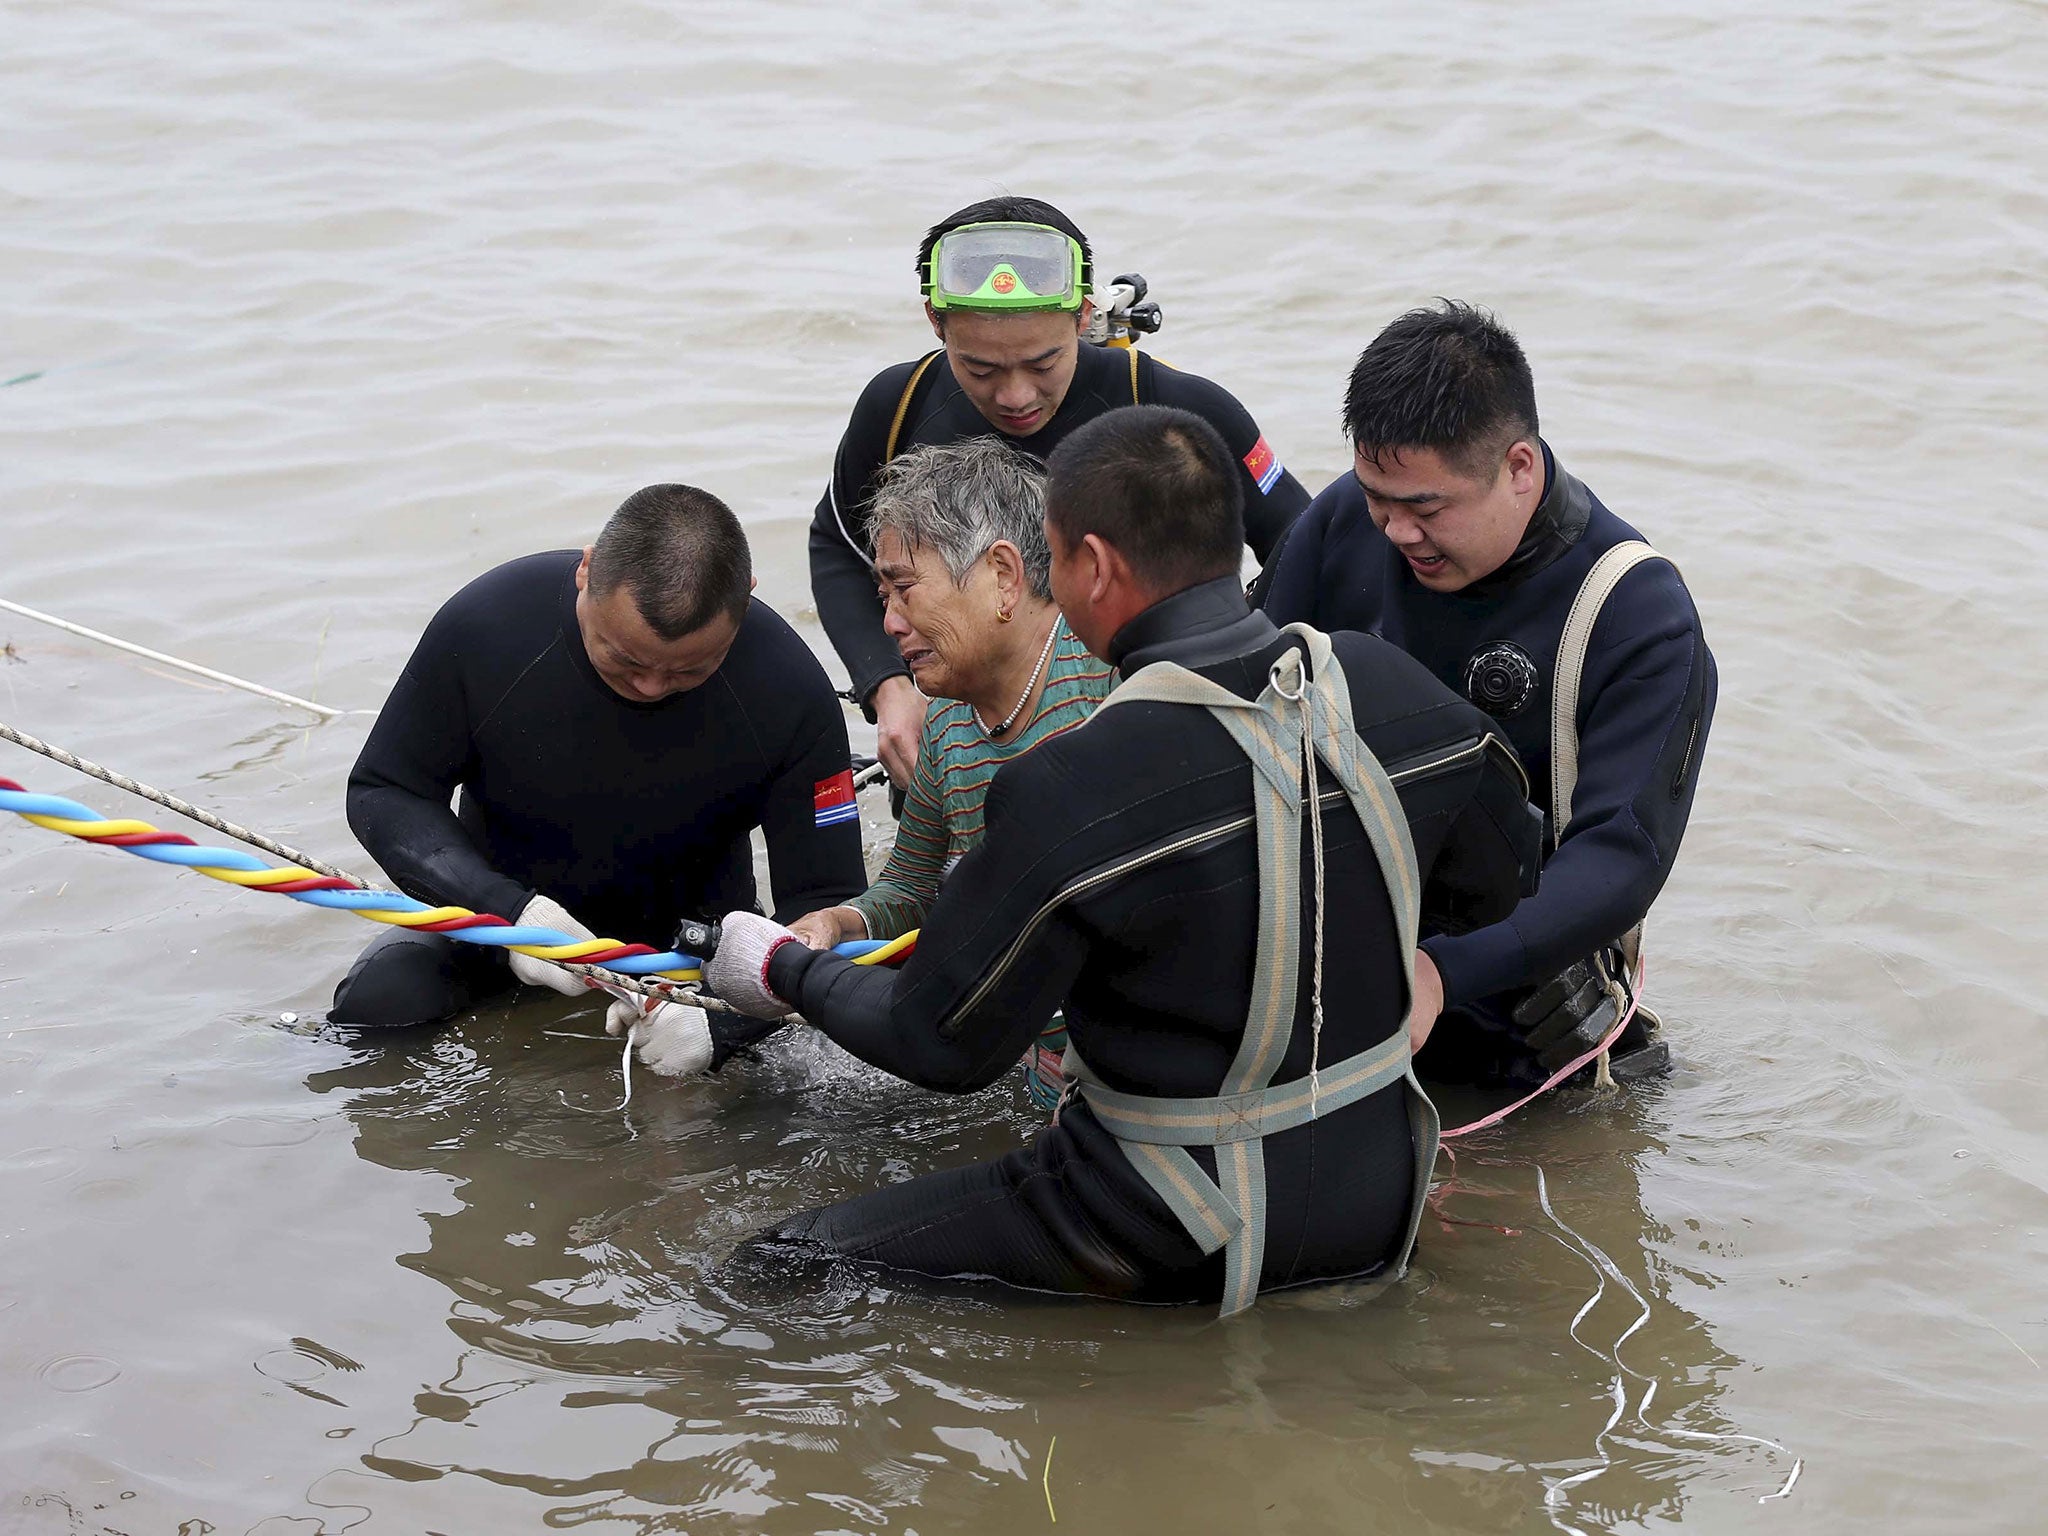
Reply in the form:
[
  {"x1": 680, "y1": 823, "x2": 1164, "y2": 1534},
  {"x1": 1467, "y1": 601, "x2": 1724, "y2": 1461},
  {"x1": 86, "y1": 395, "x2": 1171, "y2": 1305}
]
[
  {"x1": 814, "y1": 768, "x2": 859, "y2": 828},
  {"x1": 1243, "y1": 435, "x2": 1283, "y2": 494}
]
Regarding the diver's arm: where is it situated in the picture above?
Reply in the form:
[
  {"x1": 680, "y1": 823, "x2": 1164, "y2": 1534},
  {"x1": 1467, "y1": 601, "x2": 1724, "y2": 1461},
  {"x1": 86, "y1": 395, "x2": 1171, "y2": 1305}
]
[
  {"x1": 346, "y1": 619, "x2": 532, "y2": 925},
  {"x1": 808, "y1": 365, "x2": 923, "y2": 709},
  {"x1": 1414, "y1": 737, "x2": 1545, "y2": 937},
  {"x1": 1422, "y1": 567, "x2": 1717, "y2": 1007},
  {"x1": 1150, "y1": 366, "x2": 1308, "y2": 563},
  {"x1": 1246, "y1": 466, "x2": 1311, "y2": 566},
  {"x1": 1254, "y1": 473, "x2": 1348, "y2": 624},
  {"x1": 769, "y1": 756, "x2": 1089, "y2": 1092},
  {"x1": 753, "y1": 645, "x2": 870, "y2": 924},
  {"x1": 809, "y1": 509, "x2": 907, "y2": 711},
  {"x1": 1244, "y1": 514, "x2": 1296, "y2": 608}
]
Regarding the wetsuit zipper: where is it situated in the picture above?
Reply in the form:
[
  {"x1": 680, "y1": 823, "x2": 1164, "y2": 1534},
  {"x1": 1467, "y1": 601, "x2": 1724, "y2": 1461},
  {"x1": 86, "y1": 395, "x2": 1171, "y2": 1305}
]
[
  {"x1": 1391, "y1": 733, "x2": 1529, "y2": 802},
  {"x1": 1671, "y1": 716, "x2": 1701, "y2": 800}
]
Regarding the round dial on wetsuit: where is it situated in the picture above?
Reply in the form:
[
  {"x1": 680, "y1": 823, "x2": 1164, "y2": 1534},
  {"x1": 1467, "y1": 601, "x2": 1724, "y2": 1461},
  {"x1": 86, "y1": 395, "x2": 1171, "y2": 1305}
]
[{"x1": 1462, "y1": 642, "x2": 1540, "y2": 717}]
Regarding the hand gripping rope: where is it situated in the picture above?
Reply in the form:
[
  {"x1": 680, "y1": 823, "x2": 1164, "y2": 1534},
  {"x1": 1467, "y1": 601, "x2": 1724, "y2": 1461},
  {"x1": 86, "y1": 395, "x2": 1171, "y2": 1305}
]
[
  {"x1": 0, "y1": 759, "x2": 922, "y2": 1129},
  {"x1": 0, "y1": 720, "x2": 918, "y2": 1006},
  {"x1": 0, "y1": 777, "x2": 709, "y2": 983}
]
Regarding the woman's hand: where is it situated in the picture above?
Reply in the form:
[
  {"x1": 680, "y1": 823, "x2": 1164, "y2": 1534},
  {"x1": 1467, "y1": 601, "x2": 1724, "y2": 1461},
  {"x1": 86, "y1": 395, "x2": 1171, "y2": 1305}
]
[
  {"x1": 871, "y1": 675, "x2": 925, "y2": 789},
  {"x1": 788, "y1": 905, "x2": 867, "y2": 951}
]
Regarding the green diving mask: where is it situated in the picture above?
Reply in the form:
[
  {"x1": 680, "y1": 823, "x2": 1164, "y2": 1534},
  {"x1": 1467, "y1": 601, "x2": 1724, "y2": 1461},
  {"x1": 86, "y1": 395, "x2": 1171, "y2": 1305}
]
[{"x1": 925, "y1": 221, "x2": 1086, "y2": 314}]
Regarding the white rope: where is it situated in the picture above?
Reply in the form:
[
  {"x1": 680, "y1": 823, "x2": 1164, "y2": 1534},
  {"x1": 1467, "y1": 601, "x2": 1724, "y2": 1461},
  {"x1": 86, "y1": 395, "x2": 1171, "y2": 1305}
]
[
  {"x1": 0, "y1": 716, "x2": 714, "y2": 1006},
  {"x1": 1, "y1": 718, "x2": 366, "y2": 880},
  {"x1": 557, "y1": 1017, "x2": 639, "y2": 1122},
  {"x1": 0, "y1": 597, "x2": 360, "y2": 718},
  {"x1": 1272, "y1": 657, "x2": 1326, "y2": 1115},
  {"x1": 1303, "y1": 709, "x2": 1326, "y2": 1116},
  {"x1": 1531, "y1": 1163, "x2": 1803, "y2": 1522}
]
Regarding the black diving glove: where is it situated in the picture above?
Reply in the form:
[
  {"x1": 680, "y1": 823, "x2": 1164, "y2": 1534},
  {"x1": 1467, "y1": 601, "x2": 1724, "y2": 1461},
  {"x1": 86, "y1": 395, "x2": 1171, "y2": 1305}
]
[
  {"x1": 1510, "y1": 956, "x2": 1623, "y2": 1075},
  {"x1": 704, "y1": 1013, "x2": 788, "y2": 1070}
]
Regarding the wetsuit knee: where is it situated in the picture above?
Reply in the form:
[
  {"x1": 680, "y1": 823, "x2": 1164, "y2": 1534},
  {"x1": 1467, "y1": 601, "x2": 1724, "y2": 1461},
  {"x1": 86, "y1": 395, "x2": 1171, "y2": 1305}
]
[
  {"x1": 760, "y1": 1139, "x2": 1160, "y2": 1298},
  {"x1": 329, "y1": 929, "x2": 507, "y2": 1029}
]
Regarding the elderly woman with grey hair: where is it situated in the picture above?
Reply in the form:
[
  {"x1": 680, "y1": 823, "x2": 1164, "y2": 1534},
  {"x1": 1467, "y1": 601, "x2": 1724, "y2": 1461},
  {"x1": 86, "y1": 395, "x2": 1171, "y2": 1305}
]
[{"x1": 789, "y1": 437, "x2": 1114, "y2": 1108}]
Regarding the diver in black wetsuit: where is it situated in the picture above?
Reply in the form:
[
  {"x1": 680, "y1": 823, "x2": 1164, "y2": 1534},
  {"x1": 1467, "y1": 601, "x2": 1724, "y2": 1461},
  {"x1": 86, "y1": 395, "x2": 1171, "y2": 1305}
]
[
  {"x1": 1260, "y1": 301, "x2": 1718, "y2": 1097},
  {"x1": 706, "y1": 407, "x2": 1539, "y2": 1312},
  {"x1": 812, "y1": 195, "x2": 1311, "y2": 790},
  {"x1": 331, "y1": 484, "x2": 867, "y2": 1038}
]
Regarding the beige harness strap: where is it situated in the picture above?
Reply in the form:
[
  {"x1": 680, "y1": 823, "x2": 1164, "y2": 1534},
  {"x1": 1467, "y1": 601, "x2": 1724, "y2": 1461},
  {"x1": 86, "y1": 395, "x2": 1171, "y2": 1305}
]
[
  {"x1": 1072, "y1": 625, "x2": 1437, "y2": 1317},
  {"x1": 1548, "y1": 540, "x2": 1675, "y2": 1082},
  {"x1": 1548, "y1": 541, "x2": 1665, "y2": 846}
]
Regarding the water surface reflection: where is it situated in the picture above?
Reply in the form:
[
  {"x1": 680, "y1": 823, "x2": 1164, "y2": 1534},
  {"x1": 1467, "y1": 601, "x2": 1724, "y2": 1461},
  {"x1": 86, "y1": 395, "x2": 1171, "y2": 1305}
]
[{"x1": 307, "y1": 1013, "x2": 1793, "y2": 1532}]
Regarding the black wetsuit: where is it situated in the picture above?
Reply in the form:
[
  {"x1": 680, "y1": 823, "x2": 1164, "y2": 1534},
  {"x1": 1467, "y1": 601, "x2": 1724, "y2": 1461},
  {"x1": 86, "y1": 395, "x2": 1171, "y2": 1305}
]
[
  {"x1": 1260, "y1": 445, "x2": 1717, "y2": 1081},
  {"x1": 751, "y1": 579, "x2": 1539, "y2": 1303},
  {"x1": 332, "y1": 551, "x2": 868, "y2": 1028},
  {"x1": 811, "y1": 344, "x2": 1311, "y2": 708}
]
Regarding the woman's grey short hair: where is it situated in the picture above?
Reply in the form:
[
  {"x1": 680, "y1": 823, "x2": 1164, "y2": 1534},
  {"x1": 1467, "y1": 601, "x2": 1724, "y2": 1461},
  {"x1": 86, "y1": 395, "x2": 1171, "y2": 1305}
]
[{"x1": 868, "y1": 438, "x2": 1051, "y2": 599}]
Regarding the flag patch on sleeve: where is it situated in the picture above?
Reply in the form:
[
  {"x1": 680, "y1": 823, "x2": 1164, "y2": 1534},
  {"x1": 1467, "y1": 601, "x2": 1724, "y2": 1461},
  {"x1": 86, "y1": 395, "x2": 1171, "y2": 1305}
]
[
  {"x1": 814, "y1": 768, "x2": 859, "y2": 828},
  {"x1": 1243, "y1": 435, "x2": 1283, "y2": 494}
]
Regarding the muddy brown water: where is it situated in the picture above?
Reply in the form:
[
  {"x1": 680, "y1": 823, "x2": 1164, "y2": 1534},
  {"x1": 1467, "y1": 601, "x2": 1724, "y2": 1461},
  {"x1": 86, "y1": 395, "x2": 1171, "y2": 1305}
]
[{"x1": 3, "y1": 2, "x2": 2045, "y2": 1531}]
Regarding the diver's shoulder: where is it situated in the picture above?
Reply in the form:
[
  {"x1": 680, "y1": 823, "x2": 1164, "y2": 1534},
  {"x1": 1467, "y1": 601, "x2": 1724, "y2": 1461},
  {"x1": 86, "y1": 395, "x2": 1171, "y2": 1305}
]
[
  {"x1": 1017, "y1": 673, "x2": 1254, "y2": 804},
  {"x1": 1574, "y1": 476, "x2": 1681, "y2": 575},
  {"x1": 436, "y1": 550, "x2": 577, "y2": 629},
  {"x1": 708, "y1": 606, "x2": 841, "y2": 728},
  {"x1": 998, "y1": 684, "x2": 1174, "y2": 796},
  {"x1": 724, "y1": 600, "x2": 829, "y2": 680},
  {"x1": 1288, "y1": 473, "x2": 1390, "y2": 581},
  {"x1": 842, "y1": 354, "x2": 943, "y2": 437},
  {"x1": 1318, "y1": 630, "x2": 1499, "y2": 757},
  {"x1": 1576, "y1": 499, "x2": 1706, "y2": 629},
  {"x1": 1303, "y1": 470, "x2": 1375, "y2": 531},
  {"x1": 983, "y1": 702, "x2": 1231, "y2": 870},
  {"x1": 1327, "y1": 629, "x2": 1466, "y2": 716},
  {"x1": 1318, "y1": 628, "x2": 1500, "y2": 761},
  {"x1": 854, "y1": 353, "x2": 936, "y2": 402},
  {"x1": 1141, "y1": 352, "x2": 1256, "y2": 421}
]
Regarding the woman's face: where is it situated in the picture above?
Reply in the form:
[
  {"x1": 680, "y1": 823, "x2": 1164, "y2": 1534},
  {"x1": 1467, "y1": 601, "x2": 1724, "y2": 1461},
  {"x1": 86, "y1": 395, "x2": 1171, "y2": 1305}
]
[{"x1": 874, "y1": 528, "x2": 1003, "y2": 702}]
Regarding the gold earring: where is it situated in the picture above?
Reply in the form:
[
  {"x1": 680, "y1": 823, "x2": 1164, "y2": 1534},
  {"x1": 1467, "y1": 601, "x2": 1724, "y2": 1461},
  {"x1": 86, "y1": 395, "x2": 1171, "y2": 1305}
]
[{"x1": 998, "y1": 608, "x2": 1013, "y2": 624}]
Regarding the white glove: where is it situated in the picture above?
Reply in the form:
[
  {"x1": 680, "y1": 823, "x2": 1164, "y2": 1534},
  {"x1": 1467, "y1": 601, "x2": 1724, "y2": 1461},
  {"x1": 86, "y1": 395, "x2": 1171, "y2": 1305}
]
[
  {"x1": 703, "y1": 910, "x2": 800, "y2": 1020},
  {"x1": 604, "y1": 996, "x2": 715, "y2": 1078},
  {"x1": 507, "y1": 893, "x2": 597, "y2": 996}
]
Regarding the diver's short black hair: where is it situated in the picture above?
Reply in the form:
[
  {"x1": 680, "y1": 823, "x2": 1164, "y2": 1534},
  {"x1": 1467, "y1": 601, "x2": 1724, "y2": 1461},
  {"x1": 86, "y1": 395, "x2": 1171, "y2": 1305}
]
[
  {"x1": 1045, "y1": 405, "x2": 1243, "y2": 593},
  {"x1": 1343, "y1": 300, "x2": 1540, "y2": 478},
  {"x1": 917, "y1": 195, "x2": 1094, "y2": 292},
  {"x1": 587, "y1": 484, "x2": 752, "y2": 640}
]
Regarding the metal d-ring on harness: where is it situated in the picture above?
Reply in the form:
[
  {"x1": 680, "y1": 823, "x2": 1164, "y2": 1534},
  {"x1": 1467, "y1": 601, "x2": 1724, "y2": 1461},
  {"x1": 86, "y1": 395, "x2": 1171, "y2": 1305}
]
[{"x1": 1057, "y1": 624, "x2": 1440, "y2": 1318}]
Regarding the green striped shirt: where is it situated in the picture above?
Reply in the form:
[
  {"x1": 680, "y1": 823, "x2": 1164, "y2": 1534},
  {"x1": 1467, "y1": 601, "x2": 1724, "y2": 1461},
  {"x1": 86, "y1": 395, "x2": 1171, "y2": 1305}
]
[{"x1": 849, "y1": 616, "x2": 1114, "y2": 940}]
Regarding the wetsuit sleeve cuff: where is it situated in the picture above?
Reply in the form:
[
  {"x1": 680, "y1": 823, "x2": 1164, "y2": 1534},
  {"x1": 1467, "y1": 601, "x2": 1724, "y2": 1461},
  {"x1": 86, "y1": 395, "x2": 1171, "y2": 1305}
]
[
  {"x1": 854, "y1": 666, "x2": 912, "y2": 720},
  {"x1": 767, "y1": 939, "x2": 819, "y2": 1004},
  {"x1": 478, "y1": 875, "x2": 538, "y2": 930}
]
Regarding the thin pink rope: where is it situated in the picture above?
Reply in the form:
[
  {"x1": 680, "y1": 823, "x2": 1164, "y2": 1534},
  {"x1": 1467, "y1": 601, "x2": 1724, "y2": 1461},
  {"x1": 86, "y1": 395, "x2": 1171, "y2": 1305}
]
[{"x1": 1438, "y1": 954, "x2": 1646, "y2": 1140}]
